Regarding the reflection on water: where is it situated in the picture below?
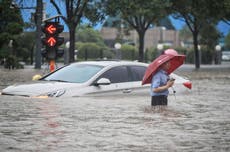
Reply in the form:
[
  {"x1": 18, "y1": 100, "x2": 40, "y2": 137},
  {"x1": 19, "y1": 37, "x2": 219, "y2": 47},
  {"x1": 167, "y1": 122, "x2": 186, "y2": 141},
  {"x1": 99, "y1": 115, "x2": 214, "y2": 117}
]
[{"x1": 0, "y1": 78, "x2": 230, "y2": 151}]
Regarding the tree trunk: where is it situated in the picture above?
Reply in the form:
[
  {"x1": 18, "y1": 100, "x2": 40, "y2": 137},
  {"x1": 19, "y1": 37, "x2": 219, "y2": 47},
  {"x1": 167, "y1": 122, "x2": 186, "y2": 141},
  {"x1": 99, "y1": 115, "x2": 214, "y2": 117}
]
[
  {"x1": 138, "y1": 31, "x2": 145, "y2": 62},
  {"x1": 30, "y1": 43, "x2": 35, "y2": 65},
  {"x1": 69, "y1": 27, "x2": 76, "y2": 63},
  {"x1": 193, "y1": 30, "x2": 200, "y2": 69}
]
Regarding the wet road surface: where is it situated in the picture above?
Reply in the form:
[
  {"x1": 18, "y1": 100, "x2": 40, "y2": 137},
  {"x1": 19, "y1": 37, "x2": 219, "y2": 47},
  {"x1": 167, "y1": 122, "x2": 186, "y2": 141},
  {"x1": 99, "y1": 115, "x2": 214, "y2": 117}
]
[{"x1": 0, "y1": 64, "x2": 230, "y2": 151}]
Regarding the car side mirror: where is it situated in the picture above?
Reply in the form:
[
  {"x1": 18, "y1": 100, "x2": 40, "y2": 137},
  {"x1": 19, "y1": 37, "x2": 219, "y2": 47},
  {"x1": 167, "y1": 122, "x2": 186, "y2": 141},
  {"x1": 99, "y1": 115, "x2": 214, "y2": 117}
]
[{"x1": 94, "y1": 78, "x2": 111, "y2": 86}]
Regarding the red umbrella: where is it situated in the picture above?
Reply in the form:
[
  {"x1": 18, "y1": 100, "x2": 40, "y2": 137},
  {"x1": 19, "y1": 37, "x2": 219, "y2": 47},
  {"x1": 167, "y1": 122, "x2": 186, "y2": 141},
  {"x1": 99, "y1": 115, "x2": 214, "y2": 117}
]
[{"x1": 142, "y1": 49, "x2": 186, "y2": 85}]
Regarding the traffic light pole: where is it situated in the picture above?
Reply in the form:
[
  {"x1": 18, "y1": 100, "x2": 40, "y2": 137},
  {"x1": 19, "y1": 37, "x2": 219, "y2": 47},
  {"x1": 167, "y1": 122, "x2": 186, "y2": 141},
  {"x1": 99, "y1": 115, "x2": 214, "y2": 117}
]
[
  {"x1": 49, "y1": 59, "x2": 56, "y2": 72},
  {"x1": 42, "y1": 15, "x2": 63, "y2": 22},
  {"x1": 35, "y1": 0, "x2": 43, "y2": 69}
]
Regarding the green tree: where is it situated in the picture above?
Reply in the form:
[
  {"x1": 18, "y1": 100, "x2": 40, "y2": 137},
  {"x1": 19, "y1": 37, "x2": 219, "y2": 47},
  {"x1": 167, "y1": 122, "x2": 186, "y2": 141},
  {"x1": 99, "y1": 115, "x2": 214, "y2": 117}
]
[
  {"x1": 171, "y1": 0, "x2": 223, "y2": 68},
  {"x1": 200, "y1": 24, "x2": 221, "y2": 63},
  {"x1": 156, "y1": 16, "x2": 175, "y2": 30},
  {"x1": 0, "y1": 0, "x2": 24, "y2": 69},
  {"x1": 76, "y1": 42, "x2": 113, "y2": 60},
  {"x1": 15, "y1": 0, "x2": 46, "y2": 68},
  {"x1": 103, "y1": 0, "x2": 171, "y2": 62},
  {"x1": 76, "y1": 25, "x2": 105, "y2": 46},
  {"x1": 75, "y1": 25, "x2": 112, "y2": 60},
  {"x1": 224, "y1": 33, "x2": 230, "y2": 49},
  {"x1": 207, "y1": 0, "x2": 230, "y2": 25},
  {"x1": 179, "y1": 25, "x2": 192, "y2": 42},
  {"x1": 0, "y1": 0, "x2": 23, "y2": 49},
  {"x1": 50, "y1": 0, "x2": 104, "y2": 63},
  {"x1": 16, "y1": 32, "x2": 36, "y2": 63}
]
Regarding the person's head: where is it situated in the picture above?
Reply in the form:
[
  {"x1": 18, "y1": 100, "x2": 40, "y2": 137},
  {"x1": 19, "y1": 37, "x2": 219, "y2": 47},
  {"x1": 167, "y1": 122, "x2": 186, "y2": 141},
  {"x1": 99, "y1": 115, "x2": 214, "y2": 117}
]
[{"x1": 161, "y1": 61, "x2": 170, "y2": 71}]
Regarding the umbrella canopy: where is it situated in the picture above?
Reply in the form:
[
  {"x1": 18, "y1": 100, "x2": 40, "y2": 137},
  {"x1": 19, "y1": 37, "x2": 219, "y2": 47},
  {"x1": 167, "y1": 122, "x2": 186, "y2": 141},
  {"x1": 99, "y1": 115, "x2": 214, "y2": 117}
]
[{"x1": 142, "y1": 49, "x2": 185, "y2": 85}]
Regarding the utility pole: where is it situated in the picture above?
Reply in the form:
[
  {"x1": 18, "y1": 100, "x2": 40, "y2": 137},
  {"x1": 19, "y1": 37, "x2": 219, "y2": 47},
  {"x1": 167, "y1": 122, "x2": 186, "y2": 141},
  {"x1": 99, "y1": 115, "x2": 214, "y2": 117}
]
[{"x1": 35, "y1": 0, "x2": 43, "y2": 69}]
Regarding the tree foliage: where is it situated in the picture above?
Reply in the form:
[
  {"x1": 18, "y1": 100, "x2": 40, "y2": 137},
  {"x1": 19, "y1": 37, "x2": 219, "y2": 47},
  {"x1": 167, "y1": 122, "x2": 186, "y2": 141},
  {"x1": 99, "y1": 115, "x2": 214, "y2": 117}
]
[
  {"x1": 103, "y1": 0, "x2": 171, "y2": 62},
  {"x1": 0, "y1": 0, "x2": 25, "y2": 69},
  {"x1": 224, "y1": 33, "x2": 230, "y2": 49},
  {"x1": 50, "y1": 0, "x2": 104, "y2": 63},
  {"x1": 75, "y1": 26, "x2": 116, "y2": 60},
  {"x1": 206, "y1": 0, "x2": 230, "y2": 25},
  {"x1": 76, "y1": 42, "x2": 114, "y2": 60},
  {"x1": 179, "y1": 25, "x2": 192, "y2": 42},
  {"x1": 0, "y1": 0, "x2": 23, "y2": 48},
  {"x1": 76, "y1": 25, "x2": 105, "y2": 46},
  {"x1": 171, "y1": 0, "x2": 221, "y2": 68},
  {"x1": 200, "y1": 24, "x2": 220, "y2": 49},
  {"x1": 16, "y1": 32, "x2": 35, "y2": 63},
  {"x1": 156, "y1": 16, "x2": 175, "y2": 30}
]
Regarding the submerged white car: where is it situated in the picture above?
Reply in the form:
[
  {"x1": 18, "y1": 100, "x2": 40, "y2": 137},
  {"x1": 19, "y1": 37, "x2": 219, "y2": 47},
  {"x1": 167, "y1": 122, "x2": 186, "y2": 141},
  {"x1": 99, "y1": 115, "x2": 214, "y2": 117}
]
[{"x1": 1, "y1": 61, "x2": 192, "y2": 98}]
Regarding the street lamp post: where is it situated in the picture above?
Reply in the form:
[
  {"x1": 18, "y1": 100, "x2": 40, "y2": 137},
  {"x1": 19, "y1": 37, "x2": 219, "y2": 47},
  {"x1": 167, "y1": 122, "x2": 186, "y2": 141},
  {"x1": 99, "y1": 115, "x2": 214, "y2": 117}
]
[
  {"x1": 114, "y1": 43, "x2": 121, "y2": 60},
  {"x1": 74, "y1": 50, "x2": 78, "y2": 61},
  {"x1": 64, "y1": 41, "x2": 70, "y2": 64},
  {"x1": 215, "y1": 45, "x2": 221, "y2": 65},
  {"x1": 157, "y1": 43, "x2": 163, "y2": 56},
  {"x1": 160, "y1": 26, "x2": 166, "y2": 44},
  {"x1": 8, "y1": 40, "x2": 13, "y2": 55},
  {"x1": 157, "y1": 27, "x2": 166, "y2": 57},
  {"x1": 198, "y1": 45, "x2": 202, "y2": 65}
]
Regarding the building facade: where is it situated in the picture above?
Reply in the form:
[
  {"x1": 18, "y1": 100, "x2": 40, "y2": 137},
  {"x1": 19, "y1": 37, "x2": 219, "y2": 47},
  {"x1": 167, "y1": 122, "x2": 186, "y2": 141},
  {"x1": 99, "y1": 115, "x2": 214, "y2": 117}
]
[{"x1": 100, "y1": 26, "x2": 181, "y2": 50}]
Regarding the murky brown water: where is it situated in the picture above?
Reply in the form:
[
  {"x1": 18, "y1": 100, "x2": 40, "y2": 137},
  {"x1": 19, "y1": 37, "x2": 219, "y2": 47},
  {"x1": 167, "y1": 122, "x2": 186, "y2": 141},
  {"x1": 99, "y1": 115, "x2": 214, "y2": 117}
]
[{"x1": 0, "y1": 65, "x2": 230, "y2": 152}]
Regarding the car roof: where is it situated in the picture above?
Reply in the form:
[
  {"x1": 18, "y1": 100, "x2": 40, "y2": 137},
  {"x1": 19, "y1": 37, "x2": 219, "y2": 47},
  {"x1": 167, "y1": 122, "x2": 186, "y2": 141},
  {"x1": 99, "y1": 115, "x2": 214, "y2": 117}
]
[{"x1": 70, "y1": 60, "x2": 148, "y2": 67}]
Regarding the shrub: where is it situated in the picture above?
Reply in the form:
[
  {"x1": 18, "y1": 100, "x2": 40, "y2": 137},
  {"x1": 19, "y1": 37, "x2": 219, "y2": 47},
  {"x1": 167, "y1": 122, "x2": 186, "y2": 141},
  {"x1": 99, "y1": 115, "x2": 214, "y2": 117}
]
[
  {"x1": 144, "y1": 47, "x2": 159, "y2": 62},
  {"x1": 120, "y1": 44, "x2": 138, "y2": 60},
  {"x1": 76, "y1": 42, "x2": 114, "y2": 60}
]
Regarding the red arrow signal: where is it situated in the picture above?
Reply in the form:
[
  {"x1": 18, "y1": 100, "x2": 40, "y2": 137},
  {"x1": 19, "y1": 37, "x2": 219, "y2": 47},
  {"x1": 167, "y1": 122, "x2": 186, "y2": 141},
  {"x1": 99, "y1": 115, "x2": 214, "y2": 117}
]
[
  {"x1": 46, "y1": 24, "x2": 57, "y2": 34},
  {"x1": 47, "y1": 37, "x2": 56, "y2": 47}
]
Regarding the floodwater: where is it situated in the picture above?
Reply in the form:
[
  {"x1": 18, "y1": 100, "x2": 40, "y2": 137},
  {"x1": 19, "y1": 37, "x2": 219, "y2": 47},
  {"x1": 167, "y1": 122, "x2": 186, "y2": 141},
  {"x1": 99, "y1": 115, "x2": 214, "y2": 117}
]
[{"x1": 0, "y1": 65, "x2": 230, "y2": 152}]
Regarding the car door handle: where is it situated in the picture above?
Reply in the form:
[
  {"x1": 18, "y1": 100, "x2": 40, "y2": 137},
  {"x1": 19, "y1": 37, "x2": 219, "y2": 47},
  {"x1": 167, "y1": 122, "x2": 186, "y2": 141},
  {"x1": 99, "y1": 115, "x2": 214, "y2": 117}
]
[{"x1": 123, "y1": 89, "x2": 132, "y2": 93}]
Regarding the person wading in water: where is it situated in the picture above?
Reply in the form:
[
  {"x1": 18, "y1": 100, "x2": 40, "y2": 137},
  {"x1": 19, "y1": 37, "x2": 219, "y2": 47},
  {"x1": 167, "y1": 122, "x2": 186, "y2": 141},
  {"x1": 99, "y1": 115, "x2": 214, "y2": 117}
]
[{"x1": 150, "y1": 61, "x2": 175, "y2": 108}]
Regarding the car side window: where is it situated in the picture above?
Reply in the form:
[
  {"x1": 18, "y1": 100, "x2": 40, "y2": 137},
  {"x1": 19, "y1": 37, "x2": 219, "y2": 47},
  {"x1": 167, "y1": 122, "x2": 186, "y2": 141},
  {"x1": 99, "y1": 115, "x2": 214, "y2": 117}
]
[
  {"x1": 128, "y1": 66, "x2": 146, "y2": 81},
  {"x1": 98, "y1": 66, "x2": 129, "y2": 83}
]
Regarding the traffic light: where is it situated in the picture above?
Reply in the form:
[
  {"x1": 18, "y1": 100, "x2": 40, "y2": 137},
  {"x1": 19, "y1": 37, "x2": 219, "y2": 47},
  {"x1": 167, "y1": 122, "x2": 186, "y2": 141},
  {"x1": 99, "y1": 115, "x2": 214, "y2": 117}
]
[{"x1": 41, "y1": 21, "x2": 64, "y2": 59}]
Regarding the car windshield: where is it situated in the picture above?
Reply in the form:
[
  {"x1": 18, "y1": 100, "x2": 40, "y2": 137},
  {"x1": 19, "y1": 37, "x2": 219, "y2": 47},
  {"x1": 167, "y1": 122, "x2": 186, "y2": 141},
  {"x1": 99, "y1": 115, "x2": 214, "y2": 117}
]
[{"x1": 43, "y1": 64, "x2": 104, "y2": 83}]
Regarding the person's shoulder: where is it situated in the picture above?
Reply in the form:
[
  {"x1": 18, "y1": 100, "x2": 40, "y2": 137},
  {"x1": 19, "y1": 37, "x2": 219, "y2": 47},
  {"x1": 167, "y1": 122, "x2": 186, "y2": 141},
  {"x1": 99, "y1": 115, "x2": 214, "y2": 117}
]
[
  {"x1": 155, "y1": 70, "x2": 164, "y2": 75},
  {"x1": 153, "y1": 70, "x2": 162, "y2": 78}
]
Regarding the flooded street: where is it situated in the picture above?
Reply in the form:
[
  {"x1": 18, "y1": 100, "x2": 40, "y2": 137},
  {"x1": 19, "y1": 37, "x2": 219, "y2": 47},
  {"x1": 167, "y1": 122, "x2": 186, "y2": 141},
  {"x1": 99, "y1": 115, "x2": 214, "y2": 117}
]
[{"x1": 0, "y1": 64, "x2": 230, "y2": 152}]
